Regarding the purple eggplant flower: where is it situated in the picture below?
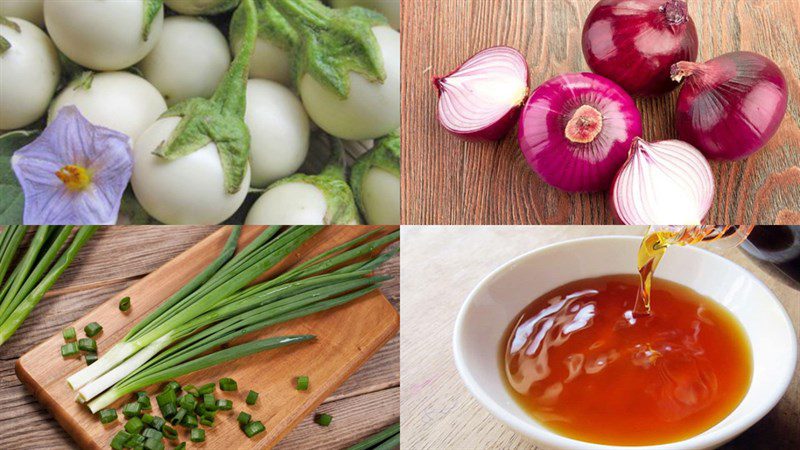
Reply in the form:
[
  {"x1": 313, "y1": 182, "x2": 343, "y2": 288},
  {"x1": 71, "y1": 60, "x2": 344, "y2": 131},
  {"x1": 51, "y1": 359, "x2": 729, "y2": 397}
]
[{"x1": 11, "y1": 106, "x2": 133, "y2": 225}]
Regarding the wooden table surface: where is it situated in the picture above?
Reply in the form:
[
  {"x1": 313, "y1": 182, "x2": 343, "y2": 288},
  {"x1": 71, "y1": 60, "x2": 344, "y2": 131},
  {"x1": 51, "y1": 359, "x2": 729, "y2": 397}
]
[
  {"x1": 0, "y1": 226, "x2": 399, "y2": 450},
  {"x1": 401, "y1": 0, "x2": 800, "y2": 225},
  {"x1": 400, "y1": 225, "x2": 800, "y2": 449}
]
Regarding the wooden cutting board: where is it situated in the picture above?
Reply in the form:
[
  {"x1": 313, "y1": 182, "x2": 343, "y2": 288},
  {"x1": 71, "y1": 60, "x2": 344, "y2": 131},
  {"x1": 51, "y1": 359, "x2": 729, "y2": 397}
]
[{"x1": 15, "y1": 226, "x2": 399, "y2": 450}]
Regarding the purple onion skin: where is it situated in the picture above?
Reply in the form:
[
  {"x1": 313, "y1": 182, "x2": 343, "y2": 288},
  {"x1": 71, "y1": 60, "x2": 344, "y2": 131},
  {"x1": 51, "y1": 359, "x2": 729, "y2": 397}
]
[
  {"x1": 582, "y1": 0, "x2": 698, "y2": 97},
  {"x1": 518, "y1": 72, "x2": 643, "y2": 192},
  {"x1": 674, "y1": 51, "x2": 788, "y2": 160}
]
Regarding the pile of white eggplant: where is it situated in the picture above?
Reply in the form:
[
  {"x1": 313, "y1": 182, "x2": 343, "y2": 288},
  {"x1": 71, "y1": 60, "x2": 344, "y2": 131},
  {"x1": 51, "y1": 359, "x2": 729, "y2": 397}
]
[{"x1": 0, "y1": 0, "x2": 400, "y2": 225}]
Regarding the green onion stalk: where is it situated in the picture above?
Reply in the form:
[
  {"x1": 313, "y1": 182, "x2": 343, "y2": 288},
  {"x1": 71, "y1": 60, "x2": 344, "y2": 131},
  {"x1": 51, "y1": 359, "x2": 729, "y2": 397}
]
[
  {"x1": 0, "y1": 226, "x2": 98, "y2": 347},
  {"x1": 347, "y1": 422, "x2": 400, "y2": 450},
  {"x1": 70, "y1": 225, "x2": 398, "y2": 412}
]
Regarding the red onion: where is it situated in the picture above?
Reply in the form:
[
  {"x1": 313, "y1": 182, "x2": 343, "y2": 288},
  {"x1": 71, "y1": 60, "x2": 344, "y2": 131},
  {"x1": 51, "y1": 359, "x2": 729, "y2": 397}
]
[
  {"x1": 611, "y1": 138, "x2": 714, "y2": 225},
  {"x1": 672, "y1": 51, "x2": 788, "y2": 160},
  {"x1": 582, "y1": 0, "x2": 698, "y2": 97},
  {"x1": 518, "y1": 72, "x2": 642, "y2": 192},
  {"x1": 433, "y1": 46, "x2": 529, "y2": 141}
]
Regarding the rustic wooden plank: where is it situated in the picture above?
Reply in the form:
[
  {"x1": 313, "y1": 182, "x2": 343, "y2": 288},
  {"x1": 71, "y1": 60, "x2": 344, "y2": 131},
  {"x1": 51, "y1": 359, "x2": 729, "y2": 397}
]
[{"x1": 402, "y1": 0, "x2": 800, "y2": 224}]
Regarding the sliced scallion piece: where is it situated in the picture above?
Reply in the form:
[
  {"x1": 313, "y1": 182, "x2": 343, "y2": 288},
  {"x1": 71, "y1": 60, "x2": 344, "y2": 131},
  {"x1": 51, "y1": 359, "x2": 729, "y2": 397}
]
[
  {"x1": 122, "y1": 401, "x2": 142, "y2": 418},
  {"x1": 136, "y1": 391, "x2": 152, "y2": 410},
  {"x1": 200, "y1": 416, "x2": 214, "y2": 427},
  {"x1": 162, "y1": 424, "x2": 178, "y2": 440},
  {"x1": 151, "y1": 416, "x2": 166, "y2": 431},
  {"x1": 110, "y1": 430, "x2": 131, "y2": 450},
  {"x1": 179, "y1": 394, "x2": 196, "y2": 411},
  {"x1": 84, "y1": 321, "x2": 102, "y2": 337},
  {"x1": 61, "y1": 342, "x2": 79, "y2": 358},
  {"x1": 98, "y1": 408, "x2": 117, "y2": 424},
  {"x1": 77, "y1": 338, "x2": 96, "y2": 352},
  {"x1": 142, "y1": 428, "x2": 163, "y2": 440},
  {"x1": 85, "y1": 353, "x2": 98, "y2": 366},
  {"x1": 170, "y1": 407, "x2": 187, "y2": 425},
  {"x1": 160, "y1": 402, "x2": 177, "y2": 419},
  {"x1": 180, "y1": 413, "x2": 198, "y2": 429},
  {"x1": 190, "y1": 428, "x2": 205, "y2": 442},
  {"x1": 119, "y1": 296, "x2": 131, "y2": 312},
  {"x1": 63, "y1": 327, "x2": 76, "y2": 341},
  {"x1": 203, "y1": 393, "x2": 217, "y2": 411},
  {"x1": 175, "y1": 443, "x2": 186, "y2": 450},
  {"x1": 143, "y1": 437, "x2": 164, "y2": 450},
  {"x1": 246, "y1": 390, "x2": 258, "y2": 405},
  {"x1": 237, "y1": 411, "x2": 251, "y2": 427},
  {"x1": 243, "y1": 420, "x2": 265, "y2": 438},
  {"x1": 296, "y1": 375, "x2": 309, "y2": 391},
  {"x1": 219, "y1": 377, "x2": 237, "y2": 391},
  {"x1": 125, "y1": 434, "x2": 145, "y2": 447},
  {"x1": 314, "y1": 413, "x2": 332, "y2": 426},
  {"x1": 141, "y1": 413, "x2": 155, "y2": 425},
  {"x1": 124, "y1": 416, "x2": 144, "y2": 434},
  {"x1": 198, "y1": 382, "x2": 215, "y2": 395},
  {"x1": 164, "y1": 380, "x2": 181, "y2": 394},
  {"x1": 216, "y1": 399, "x2": 232, "y2": 410}
]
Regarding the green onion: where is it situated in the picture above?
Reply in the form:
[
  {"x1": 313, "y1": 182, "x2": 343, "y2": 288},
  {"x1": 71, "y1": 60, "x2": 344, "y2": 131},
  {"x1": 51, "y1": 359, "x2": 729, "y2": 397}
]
[
  {"x1": 237, "y1": 411, "x2": 251, "y2": 427},
  {"x1": 0, "y1": 226, "x2": 97, "y2": 347},
  {"x1": 345, "y1": 422, "x2": 400, "y2": 450},
  {"x1": 119, "y1": 296, "x2": 131, "y2": 312},
  {"x1": 175, "y1": 443, "x2": 186, "y2": 450},
  {"x1": 136, "y1": 391, "x2": 152, "y2": 410},
  {"x1": 246, "y1": 390, "x2": 258, "y2": 405},
  {"x1": 164, "y1": 381, "x2": 181, "y2": 394},
  {"x1": 61, "y1": 343, "x2": 79, "y2": 358},
  {"x1": 124, "y1": 416, "x2": 144, "y2": 434},
  {"x1": 122, "y1": 401, "x2": 142, "y2": 418},
  {"x1": 203, "y1": 393, "x2": 217, "y2": 411},
  {"x1": 85, "y1": 353, "x2": 98, "y2": 366},
  {"x1": 63, "y1": 327, "x2": 76, "y2": 341},
  {"x1": 143, "y1": 437, "x2": 164, "y2": 450},
  {"x1": 160, "y1": 402, "x2": 177, "y2": 419},
  {"x1": 314, "y1": 413, "x2": 332, "y2": 426},
  {"x1": 141, "y1": 413, "x2": 155, "y2": 425},
  {"x1": 77, "y1": 338, "x2": 96, "y2": 352},
  {"x1": 243, "y1": 420, "x2": 265, "y2": 438},
  {"x1": 125, "y1": 434, "x2": 145, "y2": 447},
  {"x1": 84, "y1": 321, "x2": 102, "y2": 337},
  {"x1": 190, "y1": 428, "x2": 205, "y2": 442},
  {"x1": 182, "y1": 384, "x2": 199, "y2": 396},
  {"x1": 216, "y1": 399, "x2": 232, "y2": 410},
  {"x1": 198, "y1": 382, "x2": 215, "y2": 395},
  {"x1": 98, "y1": 408, "x2": 117, "y2": 424},
  {"x1": 372, "y1": 433, "x2": 400, "y2": 450},
  {"x1": 180, "y1": 413, "x2": 198, "y2": 429},
  {"x1": 162, "y1": 424, "x2": 178, "y2": 440},
  {"x1": 296, "y1": 375, "x2": 309, "y2": 391},
  {"x1": 179, "y1": 394, "x2": 196, "y2": 411},
  {"x1": 151, "y1": 416, "x2": 166, "y2": 431},
  {"x1": 200, "y1": 415, "x2": 214, "y2": 427},
  {"x1": 142, "y1": 428, "x2": 163, "y2": 440},
  {"x1": 110, "y1": 430, "x2": 131, "y2": 450},
  {"x1": 219, "y1": 377, "x2": 237, "y2": 391},
  {"x1": 170, "y1": 407, "x2": 187, "y2": 425}
]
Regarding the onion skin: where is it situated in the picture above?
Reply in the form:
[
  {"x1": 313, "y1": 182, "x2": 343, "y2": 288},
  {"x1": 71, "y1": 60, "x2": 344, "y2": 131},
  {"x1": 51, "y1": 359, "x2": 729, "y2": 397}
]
[
  {"x1": 433, "y1": 46, "x2": 529, "y2": 141},
  {"x1": 582, "y1": 0, "x2": 698, "y2": 97},
  {"x1": 518, "y1": 72, "x2": 642, "y2": 192},
  {"x1": 672, "y1": 51, "x2": 788, "y2": 160},
  {"x1": 610, "y1": 138, "x2": 714, "y2": 225}
]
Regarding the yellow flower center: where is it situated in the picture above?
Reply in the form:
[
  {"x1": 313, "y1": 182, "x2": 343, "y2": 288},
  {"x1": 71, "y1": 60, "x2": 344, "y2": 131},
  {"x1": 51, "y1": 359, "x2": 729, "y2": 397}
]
[{"x1": 55, "y1": 165, "x2": 91, "y2": 191}]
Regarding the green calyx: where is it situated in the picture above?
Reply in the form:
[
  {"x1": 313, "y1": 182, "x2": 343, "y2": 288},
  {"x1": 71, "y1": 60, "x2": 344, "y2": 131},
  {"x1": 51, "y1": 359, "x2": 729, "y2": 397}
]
[
  {"x1": 268, "y1": 138, "x2": 360, "y2": 224},
  {"x1": 0, "y1": 17, "x2": 21, "y2": 55},
  {"x1": 231, "y1": 0, "x2": 298, "y2": 53},
  {"x1": 267, "y1": 0, "x2": 388, "y2": 98},
  {"x1": 73, "y1": 71, "x2": 94, "y2": 91},
  {"x1": 142, "y1": 0, "x2": 163, "y2": 41},
  {"x1": 349, "y1": 130, "x2": 399, "y2": 219},
  {"x1": 154, "y1": 0, "x2": 257, "y2": 194}
]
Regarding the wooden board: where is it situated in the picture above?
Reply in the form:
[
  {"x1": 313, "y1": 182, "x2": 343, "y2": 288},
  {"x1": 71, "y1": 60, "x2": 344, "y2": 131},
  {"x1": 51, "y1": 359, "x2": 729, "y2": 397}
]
[
  {"x1": 401, "y1": 0, "x2": 800, "y2": 225},
  {"x1": 14, "y1": 226, "x2": 399, "y2": 450}
]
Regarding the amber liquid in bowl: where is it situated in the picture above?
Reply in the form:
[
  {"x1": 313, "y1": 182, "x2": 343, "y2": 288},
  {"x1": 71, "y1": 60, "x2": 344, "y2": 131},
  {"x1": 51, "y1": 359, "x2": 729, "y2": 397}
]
[{"x1": 501, "y1": 275, "x2": 752, "y2": 446}]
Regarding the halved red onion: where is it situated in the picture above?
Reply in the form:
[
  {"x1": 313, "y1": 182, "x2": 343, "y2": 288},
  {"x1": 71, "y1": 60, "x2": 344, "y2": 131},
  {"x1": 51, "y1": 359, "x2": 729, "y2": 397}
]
[
  {"x1": 611, "y1": 138, "x2": 714, "y2": 225},
  {"x1": 518, "y1": 72, "x2": 642, "y2": 192},
  {"x1": 582, "y1": 0, "x2": 698, "y2": 97},
  {"x1": 672, "y1": 51, "x2": 788, "y2": 160},
  {"x1": 433, "y1": 46, "x2": 529, "y2": 141}
]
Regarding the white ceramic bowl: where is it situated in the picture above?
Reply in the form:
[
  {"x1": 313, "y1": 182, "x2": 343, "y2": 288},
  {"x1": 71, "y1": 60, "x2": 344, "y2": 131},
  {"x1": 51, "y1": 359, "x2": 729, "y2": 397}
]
[{"x1": 453, "y1": 236, "x2": 797, "y2": 450}]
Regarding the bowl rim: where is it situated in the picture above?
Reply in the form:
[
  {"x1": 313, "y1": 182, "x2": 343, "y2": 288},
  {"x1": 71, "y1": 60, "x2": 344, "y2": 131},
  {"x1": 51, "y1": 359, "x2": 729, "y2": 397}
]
[{"x1": 452, "y1": 235, "x2": 798, "y2": 450}]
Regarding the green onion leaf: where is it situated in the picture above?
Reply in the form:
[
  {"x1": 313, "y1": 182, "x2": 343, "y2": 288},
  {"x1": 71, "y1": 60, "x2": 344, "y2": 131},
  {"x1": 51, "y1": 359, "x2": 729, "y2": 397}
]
[
  {"x1": 203, "y1": 393, "x2": 217, "y2": 411},
  {"x1": 296, "y1": 375, "x2": 309, "y2": 391},
  {"x1": 110, "y1": 430, "x2": 131, "y2": 450},
  {"x1": 170, "y1": 407, "x2": 187, "y2": 425},
  {"x1": 85, "y1": 353, "x2": 98, "y2": 366},
  {"x1": 345, "y1": 422, "x2": 400, "y2": 450},
  {"x1": 151, "y1": 416, "x2": 166, "y2": 431},
  {"x1": 216, "y1": 399, "x2": 232, "y2": 410},
  {"x1": 200, "y1": 415, "x2": 214, "y2": 427},
  {"x1": 180, "y1": 413, "x2": 198, "y2": 429},
  {"x1": 179, "y1": 394, "x2": 196, "y2": 411},
  {"x1": 136, "y1": 391, "x2": 152, "y2": 410},
  {"x1": 219, "y1": 377, "x2": 238, "y2": 391},
  {"x1": 84, "y1": 321, "x2": 102, "y2": 337},
  {"x1": 142, "y1": 428, "x2": 163, "y2": 440},
  {"x1": 125, "y1": 434, "x2": 145, "y2": 447},
  {"x1": 164, "y1": 381, "x2": 181, "y2": 394},
  {"x1": 119, "y1": 296, "x2": 131, "y2": 312},
  {"x1": 314, "y1": 413, "x2": 332, "y2": 427},
  {"x1": 246, "y1": 390, "x2": 258, "y2": 405},
  {"x1": 77, "y1": 338, "x2": 96, "y2": 352},
  {"x1": 243, "y1": 420, "x2": 265, "y2": 438},
  {"x1": 63, "y1": 327, "x2": 76, "y2": 341},
  {"x1": 190, "y1": 428, "x2": 205, "y2": 442},
  {"x1": 143, "y1": 436, "x2": 164, "y2": 450},
  {"x1": 98, "y1": 408, "x2": 118, "y2": 424},
  {"x1": 175, "y1": 443, "x2": 186, "y2": 450},
  {"x1": 237, "y1": 411, "x2": 251, "y2": 427},
  {"x1": 124, "y1": 416, "x2": 144, "y2": 434},
  {"x1": 198, "y1": 382, "x2": 215, "y2": 394},
  {"x1": 162, "y1": 424, "x2": 178, "y2": 440},
  {"x1": 61, "y1": 342, "x2": 79, "y2": 358},
  {"x1": 122, "y1": 401, "x2": 142, "y2": 418}
]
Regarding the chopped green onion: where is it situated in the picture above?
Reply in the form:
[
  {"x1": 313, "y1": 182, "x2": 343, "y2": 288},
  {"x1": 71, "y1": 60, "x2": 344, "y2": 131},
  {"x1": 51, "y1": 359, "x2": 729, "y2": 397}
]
[
  {"x1": 237, "y1": 411, "x2": 251, "y2": 427},
  {"x1": 216, "y1": 399, "x2": 232, "y2": 410},
  {"x1": 85, "y1": 352, "x2": 98, "y2": 366},
  {"x1": 84, "y1": 321, "x2": 102, "y2": 337},
  {"x1": 141, "y1": 413, "x2": 155, "y2": 425},
  {"x1": 296, "y1": 375, "x2": 309, "y2": 391},
  {"x1": 200, "y1": 416, "x2": 214, "y2": 427},
  {"x1": 98, "y1": 408, "x2": 117, "y2": 424},
  {"x1": 142, "y1": 428, "x2": 163, "y2": 440},
  {"x1": 174, "y1": 443, "x2": 186, "y2": 450},
  {"x1": 136, "y1": 391, "x2": 152, "y2": 410},
  {"x1": 160, "y1": 402, "x2": 177, "y2": 419},
  {"x1": 61, "y1": 342, "x2": 79, "y2": 358},
  {"x1": 63, "y1": 327, "x2": 76, "y2": 341},
  {"x1": 203, "y1": 393, "x2": 217, "y2": 411},
  {"x1": 243, "y1": 420, "x2": 265, "y2": 438},
  {"x1": 122, "y1": 401, "x2": 142, "y2": 418},
  {"x1": 180, "y1": 413, "x2": 198, "y2": 429},
  {"x1": 151, "y1": 416, "x2": 166, "y2": 431},
  {"x1": 77, "y1": 337, "x2": 96, "y2": 352},
  {"x1": 179, "y1": 394, "x2": 196, "y2": 411},
  {"x1": 110, "y1": 430, "x2": 131, "y2": 450},
  {"x1": 164, "y1": 381, "x2": 181, "y2": 394},
  {"x1": 246, "y1": 390, "x2": 258, "y2": 405},
  {"x1": 156, "y1": 390, "x2": 177, "y2": 417},
  {"x1": 162, "y1": 424, "x2": 178, "y2": 440},
  {"x1": 170, "y1": 407, "x2": 187, "y2": 425},
  {"x1": 314, "y1": 413, "x2": 332, "y2": 427},
  {"x1": 198, "y1": 382, "x2": 215, "y2": 395},
  {"x1": 124, "y1": 416, "x2": 144, "y2": 434},
  {"x1": 119, "y1": 297, "x2": 131, "y2": 312},
  {"x1": 345, "y1": 422, "x2": 400, "y2": 450},
  {"x1": 219, "y1": 377, "x2": 238, "y2": 391},
  {"x1": 125, "y1": 434, "x2": 145, "y2": 447},
  {"x1": 190, "y1": 428, "x2": 205, "y2": 442},
  {"x1": 143, "y1": 437, "x2": 164, "y2": 450}
]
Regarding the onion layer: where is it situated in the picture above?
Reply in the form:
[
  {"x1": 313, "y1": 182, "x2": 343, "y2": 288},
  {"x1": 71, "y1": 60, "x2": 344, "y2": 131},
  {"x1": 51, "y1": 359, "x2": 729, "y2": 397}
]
[
  {"x1": 672, "y1": 51, "x2": 788, "y2": 160},
  {"x1": 433, "y1": 46, "x2": 529, "y2": 141},
  {"x1": 582, "y1": 0, "x2": 698, "y2": 97},
  {"x1": 518, "y1": 72, "x2": 642, "y2": 192},
  {"x1": 611, "y1": 138, "x2": 714, "y2": 225}
]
